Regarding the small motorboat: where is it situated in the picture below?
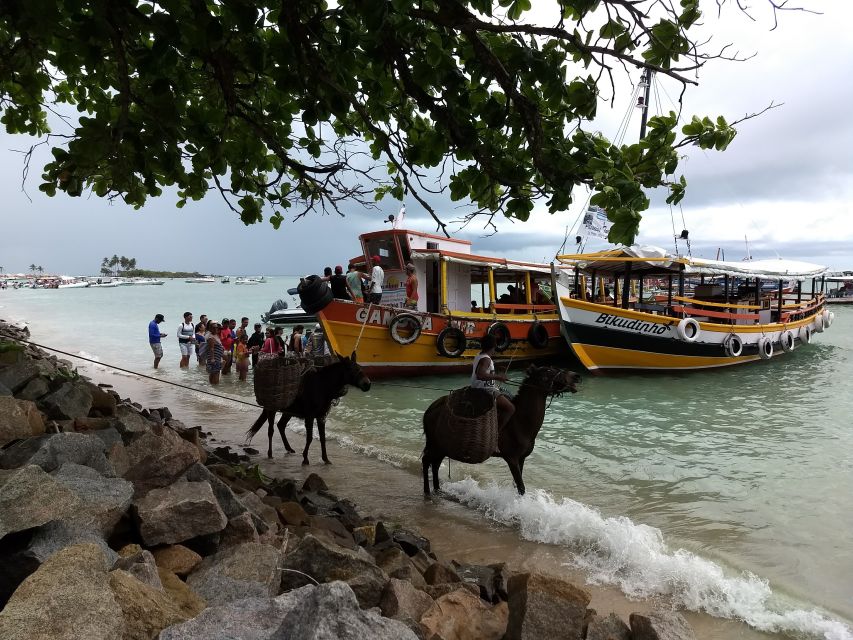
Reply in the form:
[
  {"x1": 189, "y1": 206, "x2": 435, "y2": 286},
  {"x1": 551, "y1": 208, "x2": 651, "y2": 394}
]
[
  {"x1": 221, "y1": 276, "x2": 230, "y2": 284},
  {"x1": 88, "y1": 278, "x2": 121, "y2": 288},
  {"x1": 185, "y1": 277, "x2": 216, "y2": 283},
  {"x1": 132, "y1": 278, "x2": 165, "y2": 285},
  {"x1": 58, "y1": 278, "x2": 90, "y2": 289},
  {"x1": 235, "y1": 277, "x2": 260, "y2": 285},
  {"x1": 261, "y1": 297, "x2": 316, "y2": 325}
]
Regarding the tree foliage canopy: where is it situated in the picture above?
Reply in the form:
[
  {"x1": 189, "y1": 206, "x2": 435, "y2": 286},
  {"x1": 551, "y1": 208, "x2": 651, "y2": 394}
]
[{"x1": 0, "y1": 0, "x2": 791, "y2": 243}]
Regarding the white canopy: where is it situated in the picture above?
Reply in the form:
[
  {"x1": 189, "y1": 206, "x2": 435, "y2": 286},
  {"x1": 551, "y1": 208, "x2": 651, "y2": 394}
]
[{"x1": 683, "y1": 257, "x2": 827, "y2": 281}]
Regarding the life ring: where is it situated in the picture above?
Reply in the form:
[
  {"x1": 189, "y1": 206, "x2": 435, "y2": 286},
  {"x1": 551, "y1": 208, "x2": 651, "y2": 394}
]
[
  {"x1": 813, "y1": 312, "x2": 824, "y2": 333},
  {"x1": 724, "y1": 334, "x2": 743, "y2": 358},
  {"x1": 436, "y1": 327, "x2": 467, "y2": 358},
  {"x1": 676, "y1": 317, "x2": 701, "y2": 342},
  {"x1": 298, "y1": 275, "x2": 334, "y2": 314},
  {"x1": 527, "y1": 322, "x2": 549, "y2": 349},
  {"x1": 800, "y1": 324, "x2": 812, "y2": 345},
  {"x1": 779, "y1": 330, "x2": 795, "y2": 353},
  {"x1": 487, "y1": 322, "x2": 512, "y2": 352},
  {"x1": 758, "y1": 336, "x2": 774, "y2": 360},
  {"x1": 389, "y1": 313, "x2": 422, "y2": 345}
]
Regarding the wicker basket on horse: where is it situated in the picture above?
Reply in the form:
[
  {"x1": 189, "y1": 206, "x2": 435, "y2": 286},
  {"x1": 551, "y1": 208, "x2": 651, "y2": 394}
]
[
  {"x1": 253, "y1": 356, "x2": 301, "y2": 410},
  {"x1": 436, "y1": 386, "x2": 499, "y2": 464}
]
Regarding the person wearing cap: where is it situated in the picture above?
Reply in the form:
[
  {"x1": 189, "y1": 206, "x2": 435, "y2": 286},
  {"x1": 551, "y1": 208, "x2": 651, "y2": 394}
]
[
  {"x1": 367, "y1": 255, "x2": 384, "y2": 304},
  {"x1": 404, "y1": 263, "x2": 419, "y2": 310},
  {"x1": 148, "y1": 313, "x2": 167, "y2": 368},
  {"x1": 329, "y1": 265, "x2": 349, "y2": 300},
  {"x1": 247, "y1": 322, "x2": 265, "y2": 368},
  {"x1": 177, "y1": 311, "x2": 195, "y2": 369}
]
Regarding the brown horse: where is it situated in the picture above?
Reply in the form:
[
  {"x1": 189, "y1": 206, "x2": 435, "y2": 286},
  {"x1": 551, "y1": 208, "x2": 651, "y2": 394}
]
[
  {"x1": 246, "y1": 352, "x2": 371, "y2": 464},
  {"x1": 422, "y1": 365, "x2": 579, "y2": 496}
]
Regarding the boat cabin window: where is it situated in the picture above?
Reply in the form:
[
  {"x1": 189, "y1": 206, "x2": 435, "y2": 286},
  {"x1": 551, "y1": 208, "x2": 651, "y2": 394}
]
[
  {"x1": 397, "y1": 235, "x2": 412, "y2": 268},
  {"x1": 362, "y1": 235, "x2": 402, "y2": 271}
]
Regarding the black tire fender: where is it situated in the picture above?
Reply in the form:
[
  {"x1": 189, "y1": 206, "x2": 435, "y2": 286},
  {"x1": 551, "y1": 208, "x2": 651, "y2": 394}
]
[
  {"x1": 389, "y1": 313, "x2": 422, "y2": 345},
  {"x1": 487, "y1": 322, "x2": 512, "y2": 352},
  {"x1": 527, "y1": 321, "x2": 549, "y2": 349},
  {"x1": 436, "y1": 327, "x2": 467, "y2": 358}
]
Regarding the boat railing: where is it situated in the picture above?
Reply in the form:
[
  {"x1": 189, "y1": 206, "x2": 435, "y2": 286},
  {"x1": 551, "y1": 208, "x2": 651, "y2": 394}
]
[
  {"x1": 492, "y1": 303, "x2": 557, "y2": 314},
  {"x1": 671, "y1": 295, "x2": 761, "y2": 310},
  {"x1": 671, "y1": 304, "x2": 760, "y2": 323}
]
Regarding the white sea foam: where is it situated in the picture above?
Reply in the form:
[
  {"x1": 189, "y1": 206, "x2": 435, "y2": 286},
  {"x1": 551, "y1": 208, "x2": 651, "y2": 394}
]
[
  {"x1": 443, "y1": 478, "x2": 852, "y2": 640},
  {"x1": 77, "y1": 350, "x2": 139, "y2": 378}
]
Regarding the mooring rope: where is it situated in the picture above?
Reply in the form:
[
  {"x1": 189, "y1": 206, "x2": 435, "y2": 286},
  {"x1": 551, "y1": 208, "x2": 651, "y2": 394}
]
[{"x1": 6, "y1": 336, "x2": 262, "y2": 408}]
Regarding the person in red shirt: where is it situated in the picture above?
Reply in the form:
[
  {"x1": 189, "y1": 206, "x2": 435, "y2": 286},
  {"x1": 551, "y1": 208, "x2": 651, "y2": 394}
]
[
  {"x1": 404, "y1": 263, "x2": 419, "y2": 310},
  {"x1": 219, "y1": 318, "x2": 235, "y2": 374}
]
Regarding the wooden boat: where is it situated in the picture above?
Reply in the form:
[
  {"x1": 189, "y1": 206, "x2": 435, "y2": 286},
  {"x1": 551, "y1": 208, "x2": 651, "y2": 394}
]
[
  {"x1": 552, "y1": 246, "x2": 833, "y2": 372},
  {"x1": 826, "y1": 274, "x2": 853, "y2": 305},
  {"x1": 300, "y1": 228, "x2": 566, "y2": 378}
]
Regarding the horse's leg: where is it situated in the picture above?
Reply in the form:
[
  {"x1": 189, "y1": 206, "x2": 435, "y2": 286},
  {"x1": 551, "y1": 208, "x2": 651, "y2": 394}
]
[
  {"x1": 277, "y1": 414, "x2": 295, "y2": 454},
  {"x1": 302, "y1": 417, "x2": 314, "y2": 465},
  {"x1": 317, "y1": 417, "x2": 330, "y2": 464},
  {"x1": 506, "y1": 458, "x2": 526, "y2": 495},
  {"x1": 422, "y1": 448, "x2": 432, "y2": 496},
  {"x1": 265, "y1": 410, "x2": 276, "y2": 458},
  {"x1": 432, "y1": 455, "x2": 444, "y2": 494}
]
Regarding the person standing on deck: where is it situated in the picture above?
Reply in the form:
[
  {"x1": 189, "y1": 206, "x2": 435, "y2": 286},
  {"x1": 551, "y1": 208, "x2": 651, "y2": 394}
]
[
  {"x1": 177, "y1": 311, "x2": 195, "y2": 368},
  {"x1": 148, "y1": 314, "x2": 167, "y2": 368},
  {"x1": 471, "y1": 334, "x2": 515, "y2": 428},
  {"x1": 368, "y1": 255, "x2": 384, "y2": 305},
  {"x1": 329, "y1": 265, "x2": 349, "y2": 300},
  {"x1": 346, "y1": 264, "x2": 365, "y2": 303},
  {"x1": 404, "y1": 263, "x2": 419, "y2": 310}
]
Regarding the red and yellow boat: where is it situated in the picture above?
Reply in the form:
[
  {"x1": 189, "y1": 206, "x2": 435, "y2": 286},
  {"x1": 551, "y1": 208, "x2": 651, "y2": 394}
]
[{"x1": 300, "y1": 228, "x2": 568, "y2": 377}]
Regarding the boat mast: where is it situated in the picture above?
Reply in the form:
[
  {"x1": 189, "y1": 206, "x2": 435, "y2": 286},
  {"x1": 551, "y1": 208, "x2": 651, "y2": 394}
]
[{"x1": 638, "y1": 68, "x2": 653, "y2": 140}]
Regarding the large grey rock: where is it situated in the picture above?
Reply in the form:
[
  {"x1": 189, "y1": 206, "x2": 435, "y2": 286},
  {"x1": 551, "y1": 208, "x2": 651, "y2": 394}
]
[
  {"x1": 588, "y1": 613, "x2": 632, "y2": 640},
  {"x1": 375, "y1": 545, "x2": 427, "y2": 589},
  {"x1": 185, "y1": 462, "x2": 269, "y2": 534},
  {"x1": 0, "y1": 465, "x2": 81, "y2": 538},
  {"x1": 109, "y1": 568, "x2": 187, "y2": 640},
  {"x1": 272, "y1": 581, "x2": 419, "y2": 640},
  {"x1": 134, "y1": 480, "x2": 228, "y2": 545},
  {"x1": 52, "y1": 462, "x2": 133, "y2": 533},
  {"x1": 0, "y1": 380, "x2": 12, "y2": 396},
  {"x1": 28, "y1": 520, "x2": 119, "y2": 566},
  {"x1": 113, "y1": 404, "x2": 151, "y2": 442},
  {"x1": 451, "y1": 561, "x2": 508, "y2": 603},
  {"x1": 0, "y1": 396, "x2": 45, "y2": 446},
  {"x1": 0, "y1": 432, "x2": 113, "y2": 476},
  {"x1": 239, "y1": 489, "x2": 279, "y2": 534},
  {"x1": 113, "y1": 548, "x2": 163, "y2": 590},
  {"x1": 90, "y1": 425, "x2": 123, "y2": 448},
  {"x1": 280, "y1": 534, "x2": 389, "y2": 609},
  {"x1": 505, "y1": 572, "x2": 591, "y2": 640},
  {"x1": 159, "y1": 593, "x2": 302, "y2": 640},
  {"x1": 15, "y1": 376, "x2": 50, "y2": 402},
  {"x1": 0, "y1": 543, "x2": 124, "y2": 640},
  {"x1": 187, "y1": 541, "x2": 281, "y2": 606},
  {"x1": 38, "y1": 380, "x2": 93, "y2": 420},
  {"x1": 379, "y1": 577, "x2": 434, "y2": 622},
  {"x1": 221, "y1": 511, "x2": 260, "y2": 547},
  {"x1": 420, "y1": 588, "x2": 509, "y2": 640},
  {"x1": 124, "y1": 425, "x2": 202, "y2": 496},
  {"x1": 630, "y1": 611, "x2": 697, "y2": 640},
  {"x1": 0, "y1": 360, "x2": 52, "y2": 393},
  {"x1": 85, "y1": 381, "x2": 117, "y2": 416}
]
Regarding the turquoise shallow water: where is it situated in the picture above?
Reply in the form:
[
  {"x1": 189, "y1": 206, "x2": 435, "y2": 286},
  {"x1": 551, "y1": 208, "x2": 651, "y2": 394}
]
[{"x1": 1, "y1": 279, "x2": 851, "y2": 639}]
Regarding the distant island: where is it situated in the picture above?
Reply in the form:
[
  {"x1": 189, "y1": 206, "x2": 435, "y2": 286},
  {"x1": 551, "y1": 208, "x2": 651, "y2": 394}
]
[{"x1": 98, "y1": 254, "x2": 205, "y2": 279}]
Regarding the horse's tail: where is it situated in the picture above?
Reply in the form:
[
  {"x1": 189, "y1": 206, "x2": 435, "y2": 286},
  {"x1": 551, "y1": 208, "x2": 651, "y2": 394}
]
[{"x1": 244, "y1": 409, "x2": 271, "y2": 443}]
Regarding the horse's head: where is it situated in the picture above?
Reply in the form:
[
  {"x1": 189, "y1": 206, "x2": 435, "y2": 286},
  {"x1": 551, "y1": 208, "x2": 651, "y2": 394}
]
[
  {"x1": 524, "y1": 365, "x2": 580, "y2": 396},
  {"x1": 338, "y1": 350, "x2": 371, "y2": 392}
]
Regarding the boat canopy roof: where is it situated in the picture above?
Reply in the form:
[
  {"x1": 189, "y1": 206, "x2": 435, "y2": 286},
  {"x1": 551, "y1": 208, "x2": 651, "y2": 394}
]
[
  {"x1": 410, "y1": 249, "x2": 553, "y2": 274},
  {"x1": 556, "y1": 245, "x2": 828, "y2": 281}
]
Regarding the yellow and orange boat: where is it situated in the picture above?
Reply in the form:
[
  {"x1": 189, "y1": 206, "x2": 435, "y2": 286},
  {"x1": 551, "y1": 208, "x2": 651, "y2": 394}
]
[{"x1": 300, "y1": 228, "x2": 567, "y2": 377}]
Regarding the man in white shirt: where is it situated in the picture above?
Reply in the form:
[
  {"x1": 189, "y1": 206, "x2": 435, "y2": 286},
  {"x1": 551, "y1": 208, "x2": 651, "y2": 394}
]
[
  {"x1": 368, "y1": 255, "x2": 384, "y2": 304},
  {"x1": 177, "y1": 311, "x2": 195, "y2": 368}
]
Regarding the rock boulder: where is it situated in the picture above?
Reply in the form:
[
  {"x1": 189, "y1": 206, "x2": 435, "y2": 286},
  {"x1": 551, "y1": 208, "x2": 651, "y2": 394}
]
[
  {"x1": 38, "y1": 381, "x2": 93, "y2": 420},
  {"x1": 0, "y1": 397, "x2": 45, "y2": 447},
  {"x1": 420, "y1": 588, "x2": 508, "y2": 640},
  {"x1": 505, "y1": 572, "x2": 591, "y2": 640},
  {"x1": 108, "y1": 569, "x2": 187, "y2": 640},
  {"x1": 186, "y1": 541, "x2": 281, "y2": 606},
  {"x1": 630, "y1": 611, "x2": 697, "y2": 640},
  {"x1": 133, "y1": 480, "x2": 228, "y2": 546},
  {"x1": 0, "y1": 465, "x2": 81, "y2": 538},
  {"x1": 52, "y1": 462, "x2": 133, "y2": 534}
]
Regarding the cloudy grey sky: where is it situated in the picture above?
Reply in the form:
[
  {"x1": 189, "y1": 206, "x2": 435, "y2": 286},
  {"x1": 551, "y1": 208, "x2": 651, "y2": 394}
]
[{"x1": 1, "y1": 1, "x2": 851, "y2": 276}]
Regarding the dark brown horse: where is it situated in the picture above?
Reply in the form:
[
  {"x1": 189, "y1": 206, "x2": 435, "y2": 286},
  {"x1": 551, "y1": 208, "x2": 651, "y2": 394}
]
[
  {"x1": 246, "y1": 352, "x2": 371, "y2": 464},
  {"x1": 422, "y1": 365, "x2": 579, "y2": 496}
]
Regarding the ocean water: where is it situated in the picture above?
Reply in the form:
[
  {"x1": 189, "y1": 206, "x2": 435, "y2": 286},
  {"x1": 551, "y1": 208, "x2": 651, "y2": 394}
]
[{"x1": 1, "y1": 279, "x2": 851, "y2": 640}]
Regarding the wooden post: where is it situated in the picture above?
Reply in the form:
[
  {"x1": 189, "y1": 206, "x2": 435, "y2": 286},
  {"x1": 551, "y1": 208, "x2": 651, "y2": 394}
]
[
  {"x1": 755, "y1": 278, "x2": 761, "y2": 308},
  {"x1": 777, "y1": 279, "x2": 783, "y2": 321},
  {"x1": 639, "y1": 277, "x2": 644, "y2": 303},
  {"x1": 440, "y1": 258, "x2": 448, "y2": 313},
  {"x1": 667, "y1": 274, "x2": 673, "y2": 309},
  {"x1": 724, "y1": 274, "x2": 729, "y2": 304},
  {"x1": 678, "y1": 268, "x2": 685, "y2": 298},
  {"x1": 524, "y1": 271, "x2": 532, "y2": 305},
  {"x1": 821, "y1": 276, "x2": 825, "y2": 294},
  {"x1": 591, "y1": 270, "x2": 597, "y2": 301},
  {"x1": 487, "y1": 267, "x2": 496, "y2": 311},
  {"x1": 622, "y1": 262, "x2": 631, "y2": 309},
  {"x1": 574, "y1": 269, "x2": 580, "y2": 298},
  {"x1": 796, "y1": 280, "x2": 802, "y2": 304}
]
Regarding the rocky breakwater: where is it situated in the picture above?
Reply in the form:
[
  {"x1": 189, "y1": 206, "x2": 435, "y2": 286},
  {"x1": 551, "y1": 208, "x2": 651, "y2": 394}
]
[{"x1": 0, "y1": 320, "x2": 700, "y2": 640}]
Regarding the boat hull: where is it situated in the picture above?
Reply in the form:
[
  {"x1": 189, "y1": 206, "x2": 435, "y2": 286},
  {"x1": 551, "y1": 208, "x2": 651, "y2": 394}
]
[
  {"x1": 555, "y1": 283, "x2": 826, "y2": 373},
  {"x1": 317, "y1": 300, "x2": 565, "y2": 378}
]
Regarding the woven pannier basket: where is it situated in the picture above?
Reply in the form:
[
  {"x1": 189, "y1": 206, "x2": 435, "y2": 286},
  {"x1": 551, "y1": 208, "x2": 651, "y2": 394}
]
[
  {"x1": 438, "y1": 387, "x2": 499, "y2": 464},
  {"x1": 253, "y1": 356, "x2": 301, "y2": 410}
]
